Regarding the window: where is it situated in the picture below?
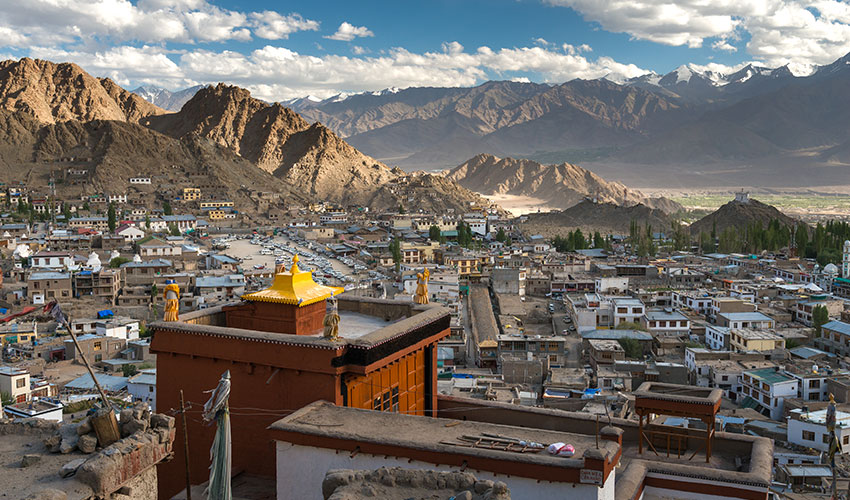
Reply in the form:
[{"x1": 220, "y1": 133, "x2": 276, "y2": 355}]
[
  {"x1": 809, "y1": 380, "x2": 820, "y2": 389},
  {"x1": 391, "y1": 387, "x2": 399, "y2": 412},
  {"x1": 823, "y1": 434, "x2": 830, "y2": 444},
  {"x1": 94, "y1": 354, "x2": 102, "y2": 362},
  {"x1": 844, "y1": 435, "x2": 849, "y2": 446},
  {"x1": 149, "y1": 386, "x2": 154, "y2": 392},
  {"x1": 802, "y1": 430, "x2": 815, "y2": 441},
  {"x1": 722, "y1": 375, "x2": 728, "y2": 382},
  {"x1": 16, "y1": 378, "x2": 25, "y2": 388},
  {"x1": 603, "y1": 379, "x2": 612, "y2": 387},
  {"x1": 93, "y1": 341, "x2": 102, "y2": 351}
]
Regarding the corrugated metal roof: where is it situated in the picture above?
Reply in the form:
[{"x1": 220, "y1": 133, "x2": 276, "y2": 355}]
[
  {"x1": 823, "y1": 320, "x2": 850, "y2": 337},
  {"x1": 65, "y1": 373, "x2": 128, "y2": 392}
]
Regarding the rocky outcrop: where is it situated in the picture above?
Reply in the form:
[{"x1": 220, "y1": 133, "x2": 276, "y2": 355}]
[
  {"x1": 0, "y1": 58, "x2": 165, "y2": 124},
  {"x1": 448, "y1": 154, "x2": 681, "y2": 213},
  {"x1": 322, "y1": 467, "x2": 511, "y2": 500},
  {"x1": 518, "y1": 200, "x2": 672, "y2": 237}
]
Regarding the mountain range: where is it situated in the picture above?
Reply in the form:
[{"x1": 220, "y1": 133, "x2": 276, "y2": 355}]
[
  {"x1": 0, "y1": 58, "x2": 494, "y2": 215},
  {"x1": 132, "y1": 85, "x2": 204, "y2": 111},
  {"x1": 251, "y1": 53, "x2": 850, "y2": 189}
]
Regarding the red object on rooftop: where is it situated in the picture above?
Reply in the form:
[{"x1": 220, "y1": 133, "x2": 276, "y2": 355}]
[{"x1": 0, "y1": 306, "x2": 38, "y2": 323}]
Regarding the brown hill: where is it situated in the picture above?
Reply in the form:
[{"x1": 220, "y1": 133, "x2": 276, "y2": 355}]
[
  {"x1": 0, "y1": 58, "x2": 165, "y2": 124},
  {"x1": 447, "y1": 154, "x2": 681, "y2": 213},
  {"x1": 146, "y1": 83, "x2": 482, "y2": 210},
  {"x1": 688, "y1": 197, "x2": 798, "y2": 235},
  {"x1": 0, "y1": 59, "x2": 489, "y2": 214},
  {"x1": 518, "y1": 200, "x2": 672, "y2": 238}
]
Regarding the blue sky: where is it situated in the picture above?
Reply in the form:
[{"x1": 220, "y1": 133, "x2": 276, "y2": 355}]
[{"x1": 0, "y1": 0, "x2": 848, "y2": 100}]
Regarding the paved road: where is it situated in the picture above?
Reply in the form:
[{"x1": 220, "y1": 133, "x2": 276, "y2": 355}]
[{"x1": 551, "y1": 300, "x2": 582, "y2": 368}]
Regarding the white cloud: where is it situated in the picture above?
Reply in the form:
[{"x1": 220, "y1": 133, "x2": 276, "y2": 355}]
[
  {"x1": 351, "y1": 45, "x2": 368, "y2": 55},
  {"x1": 0, "y1": 0, "x2": 319, "y2": 46},
  {"x1": 547, "y1": 0, "x2": 850, "y2": 67},
  {"x1": 250, "y1": 12, "x2": 319, "y2": 40},
  {"x1": 34, "y1": 41, "x2": 648, "y2": 101},
  {"x1": 325, "y1": 22, "x2": 374, "y2": 41}
]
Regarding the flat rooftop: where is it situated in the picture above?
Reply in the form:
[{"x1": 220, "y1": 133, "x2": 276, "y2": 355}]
[
  {"x1": 309, "y1": 311, "x2": 399, "y2": 340},
  {"x1": 270, "y1": 401, "x2": 618, "y2": 472}
]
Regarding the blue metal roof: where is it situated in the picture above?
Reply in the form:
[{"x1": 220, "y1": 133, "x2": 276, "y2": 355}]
[
  {"x1": 582, "y1": 330, "x2": 653, "y2": 341},
  {"x1": 823, "y1": 321, "x2": 850, "y2": 337},
  {"x1": 65, "y1": 373, "x2": 128, "y2": 392}
]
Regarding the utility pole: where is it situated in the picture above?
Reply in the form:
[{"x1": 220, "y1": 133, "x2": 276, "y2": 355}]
[{"x1": 180, "y1": 390, "x2": 192, "y2": 500}]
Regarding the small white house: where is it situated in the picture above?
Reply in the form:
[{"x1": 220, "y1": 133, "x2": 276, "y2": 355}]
[
  {"x1": 787, "y1": 408, "x2": 850, "y2": 452},
  {"x1": 96, "y1": 318, "x2": 140, "y2": 341},
  {"x1": 128, "y1": 369, "x2": 157, "y2": 411},
  {"x1": 116, "y1": 225, "x2": 145, "y2": 243}
]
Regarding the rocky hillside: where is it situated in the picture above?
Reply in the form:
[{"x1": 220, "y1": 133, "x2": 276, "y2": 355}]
[
  {"x1": 146, "y1": 84, "x2": 484, "y2": 210},
  {"x1": 689, "y1": 197, "x2": 799, "y2": 235},
  {"x1": 0, "y1": 58, "x2": 164, "y2": 124},
  {"x1": 447, "y1": 154, "x2": 681, "y2": 213},
  {"x1": 518, "y1": 200, "x2": 672, "y2": 238},
  {"x1": 0, "y1": 58, "x2": 489, "y2": 213}
]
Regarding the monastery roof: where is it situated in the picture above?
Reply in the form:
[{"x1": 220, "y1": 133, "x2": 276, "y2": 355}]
[{"x1": 241, "y1": 255, "x2": 343, "y2": 307}]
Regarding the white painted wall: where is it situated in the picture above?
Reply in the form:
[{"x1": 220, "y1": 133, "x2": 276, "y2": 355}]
[{"x1": 275, "y1": 441, "x2": 614, "y2": 500}]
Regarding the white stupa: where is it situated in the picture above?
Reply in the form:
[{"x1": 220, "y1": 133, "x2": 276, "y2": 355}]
[
  {"x1": 110, "y1": 249, "x2": 120, "y2": 261},
  {"x1": 12, "y1": 244, "x2": 31, "y2": 259},
  {"x1": 86, "y1": 252, "x2": 102, "y2": 271},
  {"x1": 133, "y1": 254, "x2": 142, "y2": 263},
  {"x1": 2, "y1": 231, "x2": 11, "y2": 239}
]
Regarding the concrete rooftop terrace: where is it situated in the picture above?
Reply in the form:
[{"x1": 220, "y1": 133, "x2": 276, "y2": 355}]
[
  {"x1": 270, "y1": 400, "x2": 619, "y2": 473},
  {"x1": 157, "y1": 295, "x2": 450, "y2": 349}
]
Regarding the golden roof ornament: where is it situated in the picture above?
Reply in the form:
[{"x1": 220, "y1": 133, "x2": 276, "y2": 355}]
[
  {"x1": 323, "y1": 292, "x2": 341, "y2": 341},
  {"x1": 414, "y1": 268, "x2": 430, "y2": 304},
  {"x1": 163, "y1": 280, "x2": 180, "y2": 322},
  {"x1": 242, "y1": 254, "x2": 344, "y2": 306}
]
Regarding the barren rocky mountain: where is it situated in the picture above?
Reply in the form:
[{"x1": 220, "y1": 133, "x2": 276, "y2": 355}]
[
  {"x1": 0, "y1": 58, "x2": 164, "y2": 124},
  {"x1": 689, "y1": 197, "x2": 799, "y2": 235},
  {"x1": 295, "y1": 53, "x2": 850, "y2": 189},
  {"x1": 447, "y1": 154, "x2": 681, "y2": 213},
  {"x1": 0, "y1": 58, "x2": 490, "y2": 213},
  {"x1": 517, "y1": 200, "x2": 672, "y2": 237}
]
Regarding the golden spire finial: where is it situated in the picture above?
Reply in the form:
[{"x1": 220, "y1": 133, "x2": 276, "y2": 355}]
[{"x1": 291, "y1": 254, "x2": 301, "y2": 273}]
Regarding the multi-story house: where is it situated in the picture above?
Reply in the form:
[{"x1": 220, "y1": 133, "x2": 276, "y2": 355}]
[
  {"x1": 729, "y1": 328, "x2": 785, "y2": 352},
  {"x1": 27, "y1": 271, "x2": 72, "y2": 303},
  {"x1": 612, "y1": 297, "x2": 645, "y2": 327},
  {"x1": 741, "y1": 367, "x2": 798, "y2": 420},
  {"x1": 787, "y1": 408, "x2": 850, "y2": 452},
  {"x1": 497, "y1": 335, "x2": 567, "y2": 368},
  {"x1": 671, "y1": 290, "x2": 714, "y2": 315},
  {"x1": 794, "y1": 298, "x2": 845, "y2": 326},
  {"x1": 73, "y1": 268, "x2": 122, "y2": 304},
  {"x1": 31, "y1": 251, "x2": 73, "y2": 269},
  {"x1": 641, "y1": 308, "x2": 690, "y2": 336},
  {"x1": 815, "y1": 320, "x2": 850, "y2": 356},
  {"x1": 705, "y1": 325, "x2": 730, "y2": 350},
  {"x1": 0, "y1": 366, "x2": 30, "y2": 403},
  {"x1": 710, "y1": 296, "x2": 756, "y2": 321},
  {"x1": 716, "y1": 311, "x2": 775, "y2": 329}
]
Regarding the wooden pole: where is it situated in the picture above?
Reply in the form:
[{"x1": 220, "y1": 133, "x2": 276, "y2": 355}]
[
  {"x1": 180, "y1": 390, "x2": 192, "y2": 500},
  {"x1": 59, "y1": 315, "x2": 111, "y2": 409}
]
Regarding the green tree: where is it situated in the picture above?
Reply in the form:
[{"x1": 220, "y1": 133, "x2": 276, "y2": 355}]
[
  {"x1": 122, "y1": 364, "x2": 138, "y2": 377},
  {"x1": 618, "y1": 338, "x2": 643, "y2": 359},
  {"x1": 169, "y1": 223, "x2": 181, "y2": 236},
  {"x1": 62, "y1": 202, "x2": 71, "y2": 220},
  {"x1": 82, "y1": 200, "x2": 90, "y2": 211},
  {"x1": 593, "y1": 231, "x2": 604, "y2": 249},
  {"x1": 389, "y1": 238, "x2": 401, "y2": 269},
  {"x1": 398, "y1": 204, "x2": 405, "y2": 214},
  {"x1": 163, "y1": 201, "x2": 173, "y2": 216},
  {"x1": 496, "y1": 227, "x2": 507, "y2": 243},
  {"x1": 109, "y1": 256, "x2": 130, "y2": 268},
  {"x1": 813, "y1": 305, "x2": 830, "y2": 336},
  {"x1": 1, "y1": 391, "x2": 13, "y2": 407},
  {"x1": 429, "y1": 225, "x2": 441, "y2": 241},
  {"x1": 107, "y1": 202, "x2": 116, "y2": 232},
  {"x1": 794, "y1": 223, "x2": 809, "y2": 255},
  {"x1": 150, "y1": 283, "x2": 158, "y2": 302},
  {"x1": 144, "y1": 215, "x2": 151, "y2": 231}
]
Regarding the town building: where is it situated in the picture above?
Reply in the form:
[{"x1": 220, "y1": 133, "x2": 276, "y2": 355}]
[
  {"x1": 815, "y1": 320, "x2": 850, "y2": 357},
  {"x1": 128, "y1": 369, "x2": 157, "y2": 411},
  {"x1": 716, "y1": 311, "x2": 775, "y2": 329},
  {"x1": 0, "y1": 365, "x2": 30, "y2": 403},
  {"x1": 27, "y1": 271, "x2": 72, "y2": 303},
  {"x1": 31, "y1": 251, "x2": 73, "y2": 269},
  {"x1": 641, "y1": 308, "x2": 690, "y2": 336},
  {"x1": 729, "y1": 328, "x2": 785, "y2": 352},
  {"x1": 787, "y1": 408, "x2": 850, "y2": 452},
  {"x1": 740, "y1": 367, "x2": 798, "y2": 420},
  {"x1": 151, "y1": 258, "x2": 451, "y2": 497}
]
